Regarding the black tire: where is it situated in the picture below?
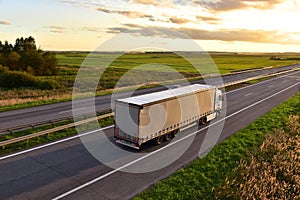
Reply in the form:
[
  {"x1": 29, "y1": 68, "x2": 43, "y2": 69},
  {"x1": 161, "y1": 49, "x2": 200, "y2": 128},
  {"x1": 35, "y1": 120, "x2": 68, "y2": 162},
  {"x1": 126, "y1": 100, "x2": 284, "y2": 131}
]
[
  {"x1": 200, "y1": 117, "x2": 207, "y2": 125},
  {"x1": 165, "y1": 132, "x2": 172, "y2": 141},
  {"x1": 171, "y1": 129, "x2": 179, "y2": 138},
  {"x1": 156, "y1": 135, "x2": 164, "y2": 145}
]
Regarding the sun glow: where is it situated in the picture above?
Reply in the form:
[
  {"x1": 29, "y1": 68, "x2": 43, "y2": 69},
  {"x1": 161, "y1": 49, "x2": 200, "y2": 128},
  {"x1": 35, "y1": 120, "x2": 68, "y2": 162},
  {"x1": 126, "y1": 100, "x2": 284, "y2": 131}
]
[{"x1": 0, "y1": 0, "x2": 299, "y2": 52}]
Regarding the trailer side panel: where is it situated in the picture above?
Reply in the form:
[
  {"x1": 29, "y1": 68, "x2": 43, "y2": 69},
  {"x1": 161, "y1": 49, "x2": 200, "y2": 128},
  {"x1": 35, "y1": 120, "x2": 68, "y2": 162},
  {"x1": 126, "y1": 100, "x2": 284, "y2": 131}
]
[{"x1": 139, "y1": 88, "x2": 215, "y2": 139}]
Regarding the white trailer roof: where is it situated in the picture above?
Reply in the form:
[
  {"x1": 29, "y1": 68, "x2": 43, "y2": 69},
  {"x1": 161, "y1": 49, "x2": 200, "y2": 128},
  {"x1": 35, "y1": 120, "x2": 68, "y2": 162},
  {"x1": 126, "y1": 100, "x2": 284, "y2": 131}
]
[{"x1": 116, "y1": 84, "x2": 215, "y2": 106}]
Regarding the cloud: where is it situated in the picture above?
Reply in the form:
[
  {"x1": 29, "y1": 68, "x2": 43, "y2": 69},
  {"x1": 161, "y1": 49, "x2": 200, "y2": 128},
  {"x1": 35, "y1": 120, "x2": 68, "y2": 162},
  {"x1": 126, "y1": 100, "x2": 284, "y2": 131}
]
[
  {"x1": 46, "y1": 26, "x2": 65, "y2": 33},
  {"x1": 196, "y1": 15, "x2": 220, "y2": 22},
  {"x1": 97, "y1": 7, "x2": 153, "y2": 18},
  {"x1": 195, "y1": 0, "x2": 284, "y2": 11},
  {"x1": 82, "y1": 27, "x2": 102, "y2": 32},
  {"x1": 107, "y1": 27, "x2": 131, "y2": 34},
  {"x1": 196, "y1": 15, "x2": 220, "y2": 24},
  {"x1": 131, "y1": 0, "x2": 160, "y2": 6},
  {"x1": 97, "y1": 7, "x2": 111, "y2": 13},
  {"x1": 168, "y1": 15, "x2": 220, "y2": 25},
  {"x1": 177, "y1": 28, "x2": 288, "y2": 44},
  {"x1": 0, "y1": 20, "x2": 10, "y2": 25},
  {"x1": 122, "y1": 24, "x2": 144, "y2": 28},
  {"x1": 131, "y1": 0, "x2": 175, "y2": 7},
  {"x1": 169, "y1": 16, "x2": 190, "y2": 24},
  {"x1": 106, "y1": 24, "x2": 297, "y2": 44}
]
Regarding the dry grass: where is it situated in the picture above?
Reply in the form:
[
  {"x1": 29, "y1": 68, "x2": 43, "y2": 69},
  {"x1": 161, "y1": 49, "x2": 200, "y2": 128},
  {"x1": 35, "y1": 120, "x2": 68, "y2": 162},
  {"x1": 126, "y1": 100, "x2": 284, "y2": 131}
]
[
  {"x1": 215, "y1": 115, "x2": 300, "y2": 200},
  {"x1": 0, "y1": 89, "x2": 72, "y2": 106}
]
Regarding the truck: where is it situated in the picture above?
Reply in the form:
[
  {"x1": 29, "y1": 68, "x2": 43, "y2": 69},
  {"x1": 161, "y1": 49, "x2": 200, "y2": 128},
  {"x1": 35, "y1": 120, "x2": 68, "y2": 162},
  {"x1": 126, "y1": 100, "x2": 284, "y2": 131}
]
[{"x1": 114, "y1": 84, "x2": 223, "y2": 149}]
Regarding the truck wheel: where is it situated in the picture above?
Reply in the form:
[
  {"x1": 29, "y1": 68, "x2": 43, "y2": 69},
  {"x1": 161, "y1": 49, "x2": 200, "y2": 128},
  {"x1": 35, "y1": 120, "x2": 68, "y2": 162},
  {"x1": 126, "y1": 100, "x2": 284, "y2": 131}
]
[
  {"x1": 172, "y1": 129, "x2": 179, "y2": 137},
  {"x1": 156, "y1": 135, "x2": 164, "y2": 145},
  {"x1": 165, "y1": 132, "x2": 172, "y2": 141},
  {"x1": 200, "y1": 117, "x2": 207, "y2": 125}
]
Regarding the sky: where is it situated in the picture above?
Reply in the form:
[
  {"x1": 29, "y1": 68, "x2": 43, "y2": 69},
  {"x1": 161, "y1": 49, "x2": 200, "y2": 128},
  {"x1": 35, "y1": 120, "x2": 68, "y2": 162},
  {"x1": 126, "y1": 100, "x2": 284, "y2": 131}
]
[{"x1": 0, "y1": 0, "x2": 300, "y2": 52}]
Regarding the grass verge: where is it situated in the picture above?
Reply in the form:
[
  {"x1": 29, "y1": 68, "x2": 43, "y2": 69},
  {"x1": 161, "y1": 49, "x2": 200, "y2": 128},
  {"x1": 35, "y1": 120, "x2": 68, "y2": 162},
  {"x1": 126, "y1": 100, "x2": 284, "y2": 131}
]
[
  {"x1": 134, "y1": 92, "x2": 300, "y2": 200},
  {"x1": 0, "y1": 116, "x2": 114, "y2": 156},
  {"x1": 214, "y1": 115, "x2": 299, "y2": 199}
]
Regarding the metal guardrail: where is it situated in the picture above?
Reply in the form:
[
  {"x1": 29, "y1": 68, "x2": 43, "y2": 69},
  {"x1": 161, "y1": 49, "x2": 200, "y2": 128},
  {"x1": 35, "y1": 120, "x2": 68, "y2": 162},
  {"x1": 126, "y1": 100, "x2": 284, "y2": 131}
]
[
  {"x1": 217, "y1": 67, "x2": 299, "y2": 89},
  {"x1": 0, "y1": 109, "x2": 112, "y2": 135},
  {"x1": 0, "y1": 67, "x2": 298, "y2": 149},
  {"x1": 0, "y1": 112, "x2": 113, "y2": 149}
]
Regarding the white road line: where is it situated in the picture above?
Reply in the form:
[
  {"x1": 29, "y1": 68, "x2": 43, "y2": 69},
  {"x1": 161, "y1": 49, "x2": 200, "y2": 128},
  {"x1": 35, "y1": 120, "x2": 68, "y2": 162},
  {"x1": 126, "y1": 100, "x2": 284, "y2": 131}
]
[
  {"x1": 245, "y1": 93, "x2": 253, "y2": 96},
  {"x1": 59, "y1": 107, "x2": 86, "y2": 114},
  {"x1": 53, "y1": 82, "x2": 300, "y2": 200},
  {"x1": 0, "y1": 125, "x2": 114, "y2": 161},
  {"x1": 225, "y1": 70, "x2": 300, "y2": 95},
  {"x1": 268, "y1": 85, "x2": 273, "y2": 88}
]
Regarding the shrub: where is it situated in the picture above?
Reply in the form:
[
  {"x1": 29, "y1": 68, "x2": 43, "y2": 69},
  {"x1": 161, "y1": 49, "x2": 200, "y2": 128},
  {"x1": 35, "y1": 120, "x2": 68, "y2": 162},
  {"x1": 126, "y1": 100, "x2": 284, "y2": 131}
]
[
  {"x1": 0, "y1": 65, "x2": 8, "y2": 74},
  {"x1": 0, "y1": 70, "x2": 59, "y2": 89},
  {"x1": 0, "y1": 70, "x2": 37, "y2": 88},
  {"x1": 214, "y1": 115, "x2": 300, "y2": 199},
  {"x1": 36, "y1": 79, "x2": 60, "y2": 90}
]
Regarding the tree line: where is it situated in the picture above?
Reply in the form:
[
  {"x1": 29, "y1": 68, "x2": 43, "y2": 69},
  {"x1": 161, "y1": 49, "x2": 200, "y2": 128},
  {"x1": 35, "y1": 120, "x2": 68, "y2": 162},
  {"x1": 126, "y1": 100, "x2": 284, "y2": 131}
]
[{"x1": 0, "y1": 36, "x2": 58, "y2": 76}]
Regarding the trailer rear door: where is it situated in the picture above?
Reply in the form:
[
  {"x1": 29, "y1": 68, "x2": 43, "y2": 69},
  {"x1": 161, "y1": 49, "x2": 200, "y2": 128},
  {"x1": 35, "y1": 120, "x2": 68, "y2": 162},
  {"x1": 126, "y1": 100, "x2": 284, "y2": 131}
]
[{"x1": 115, "y1": 103, "x2": 139, "y2": 139}]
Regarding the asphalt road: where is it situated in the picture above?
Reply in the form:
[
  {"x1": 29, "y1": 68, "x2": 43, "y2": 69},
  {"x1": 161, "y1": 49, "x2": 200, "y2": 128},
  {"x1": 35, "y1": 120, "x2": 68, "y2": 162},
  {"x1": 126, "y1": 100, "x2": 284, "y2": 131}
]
[
  {"x1": 0, "y1": 64, "x2": 298, "y2": 132},
  {"x1": 0, "y1": 70, "x2": 299, "y2": 200}
]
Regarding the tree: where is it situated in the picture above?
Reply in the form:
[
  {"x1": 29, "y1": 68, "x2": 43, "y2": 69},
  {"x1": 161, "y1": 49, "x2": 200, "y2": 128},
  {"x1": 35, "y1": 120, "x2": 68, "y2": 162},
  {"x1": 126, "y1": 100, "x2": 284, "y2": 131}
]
[
  {"x1": 0, "y1": 36, "x2": 58, "y2": 76},
  {"x1": 41, "y1": 52, "x2": 58, "y2": 75},
  {"x1": 13, "y1": 36, "x2": 37, "y2": 54},
  {"x1": 7, "y1": 51, "x2": 21, "y2": 70},
  {"x1": 19, "y1": 50, "x2": 43, "y2": 74},
  {"x1": 1, "y1": 41, "x2": 13, "y2": 54}
]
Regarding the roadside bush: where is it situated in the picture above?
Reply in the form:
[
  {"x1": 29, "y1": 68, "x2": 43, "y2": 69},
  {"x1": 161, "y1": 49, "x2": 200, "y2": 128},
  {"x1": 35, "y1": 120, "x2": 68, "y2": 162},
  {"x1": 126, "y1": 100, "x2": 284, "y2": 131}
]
[
  {"x1": 214, "y1": 115, "x2": 300, "y2": 200},
  {"x1": 0, "y1": 65, "x2": 8, "y2": 74},
  {"x1": 36, "y1": 79, "x2": 60, "y2": 90},
  {"x1": 0, "y1": 70, "x2": 37, "y2": 88},
  {"x1": 0, "y1": 70, "x2": 59, "y2": 89}
]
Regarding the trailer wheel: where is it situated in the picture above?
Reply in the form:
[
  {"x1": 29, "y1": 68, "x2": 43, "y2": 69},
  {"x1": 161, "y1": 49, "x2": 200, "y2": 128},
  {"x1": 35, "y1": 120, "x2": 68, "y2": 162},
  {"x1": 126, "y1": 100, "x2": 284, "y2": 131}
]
[
  {"x1": 156, "y1": 135, "x2": 164, "y2": 145},
  {"x1": 171, "y1": 129, "x2": 179, "y2": 138},
  {"x1": 165, "y1": 132, "x2": 172, "y2": 141},
  {"x1": 200, "y1": 117, "x2": 207, "y2": 125}
]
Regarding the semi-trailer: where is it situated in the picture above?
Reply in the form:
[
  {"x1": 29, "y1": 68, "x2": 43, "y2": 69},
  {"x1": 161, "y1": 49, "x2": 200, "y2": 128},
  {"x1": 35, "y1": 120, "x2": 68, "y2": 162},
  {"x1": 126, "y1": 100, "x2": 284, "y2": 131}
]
[{"x1": 114, "y1": 84, "x2": 223, "y2": 149}]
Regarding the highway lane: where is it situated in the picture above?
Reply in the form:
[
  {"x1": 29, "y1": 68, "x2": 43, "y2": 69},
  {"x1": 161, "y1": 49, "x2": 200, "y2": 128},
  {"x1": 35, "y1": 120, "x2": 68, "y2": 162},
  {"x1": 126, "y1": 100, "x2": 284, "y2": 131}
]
[
  {"x1": 0, "y1": 70, "x2": 299, "y2": 200},
  {"x1": 0, "y1": 64, "x2": 298, "y2": 131}
]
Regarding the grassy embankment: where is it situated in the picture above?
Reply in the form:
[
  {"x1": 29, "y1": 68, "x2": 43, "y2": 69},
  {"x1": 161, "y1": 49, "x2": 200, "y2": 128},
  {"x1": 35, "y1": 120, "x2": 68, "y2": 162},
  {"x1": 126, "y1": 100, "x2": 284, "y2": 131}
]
[
  {"x1": 0, "y1": 115, "x2": 114, "y2": 156},
  {"x1": 215, "y1": 115, "x2": 299, "y2": 199},
  {"x1": 1, "y1": 52, "x2": 300, "y2": 112},
  {"x1": 134, "y1": 92, "x2": 300, "y2": 200}
]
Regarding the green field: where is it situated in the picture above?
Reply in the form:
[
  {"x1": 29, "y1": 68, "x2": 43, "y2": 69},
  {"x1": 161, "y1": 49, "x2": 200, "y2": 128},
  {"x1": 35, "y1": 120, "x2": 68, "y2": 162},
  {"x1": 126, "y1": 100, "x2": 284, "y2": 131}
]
[
  {"x1": 55, "y1": 51, "x2": 300, "y2": 90},
  {"x1": 134, "y1": 92, "x2": 300, "y2": 200},
  {"x1": 57, "y1": 52, "x2": 300, "y2": 73},
  {"x1": 1, "y1": 51, "x2": 300, "y2": 111}
]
